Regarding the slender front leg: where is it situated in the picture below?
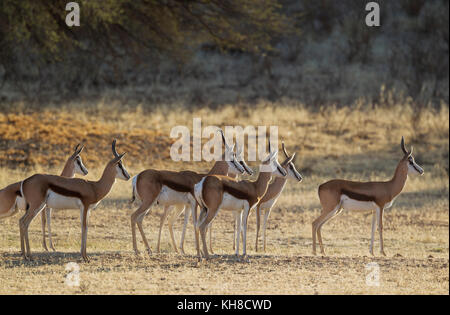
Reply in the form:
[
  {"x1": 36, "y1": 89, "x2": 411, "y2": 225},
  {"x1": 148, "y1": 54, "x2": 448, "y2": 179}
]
[
  {"x1": 167, "y1": 205, "x2": 184, "y2": 253},
  {"x1": 47, "y1": 208, "x2": 55, "y2": 251},
  {"x1": 262, "y1": 208, "x2": 271, "y2": 252},
  {"x1": 370, "y1": 210, "x2": 377, "y2": 255},
  {"x1": 80, "y1": 206, "x2": 90, "y2": 262},
  {"x1": 378, "y1": 208, "x2": 386, "y2": 256},
  {"x1": 156, "y1": 206, "x2": 171, "y2": 253},
  {"x1": 178, "y1": 206, "x2": 189, "y2": 254},
  {"x1": 242, "y1": 207, "x2": 250, "y2": 258},
  {"x1": 41, "y1": 208, "x2": 49, "y2": 251},
  {"x1": 233, "y1": 212, "x2": 238, "y2": 250},
  {"x1": 192, "y1": 203, "x2": 201, "y2": 259},
  {"x1": 234, "y1": 211, "x2": 242, "y2": 256},
  {"x1": 255, "y1": 206, "x2": 261, "y2": 252},
  {"x1": 19, "y1": 213, "x2": 28, "y2": 258}
]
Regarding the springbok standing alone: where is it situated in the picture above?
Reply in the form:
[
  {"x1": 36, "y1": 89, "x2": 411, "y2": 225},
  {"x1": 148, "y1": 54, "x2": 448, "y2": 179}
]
[
  {"x1": 0, "y1": 144, "x2": 88, "y2": 251},
  {"x1": 195, "y1": 142, "x2": 288, "y2": 260},
  {"x1": 312, "y1": 137, "x2": 424, "y2": 256},
  {"x1": 131, "y1": 129, "x2": 250, "y2": 256},
  {"x1": 19, "y1": 140, "x2": 130, "y2": 262},
  {"x1": 42, "y1": 144, "x2": 88, "y2": 251}
]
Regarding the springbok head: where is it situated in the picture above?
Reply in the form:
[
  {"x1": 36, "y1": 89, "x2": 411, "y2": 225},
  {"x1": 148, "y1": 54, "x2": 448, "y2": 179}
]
[
  {"x1": 281, "y1": 142, "x2": 303, "y2": 182},
  {"x1": 71, "y1": 143, "x2": 89, "y2": 176},
  {"x1": 219, "y1": 129, "x2": 246, "y2": 175},
  {"x1": 401, "y1": 136, "x2": 424, "y2": 176},
  {"x1": 235, "y1": 142, "x2": 254, "y2": 176},
  {"x1": 112, "y1": 139, "x2": 131, "y2": 181},
  {"x1": 261, "y1": 141, "x2": 287, "y2": 178}
]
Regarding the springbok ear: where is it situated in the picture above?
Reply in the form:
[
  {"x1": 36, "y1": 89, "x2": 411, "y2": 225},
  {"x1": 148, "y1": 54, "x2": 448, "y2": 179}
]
[
  {"x1": 409, "y1": 146, "x2": 414, "y2": 157},
  {"x1": 401, "y1": 136, "x2": 408, "y2": 155}
]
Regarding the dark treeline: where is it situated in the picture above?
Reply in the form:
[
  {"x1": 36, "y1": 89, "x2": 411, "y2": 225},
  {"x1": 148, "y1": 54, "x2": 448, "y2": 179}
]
[{"x1": 0, "y1": 0, "x2": 448, "y2": 107}]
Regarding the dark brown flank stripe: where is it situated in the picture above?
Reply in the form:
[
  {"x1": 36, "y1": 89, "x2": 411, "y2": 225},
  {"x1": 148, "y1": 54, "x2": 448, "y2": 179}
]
[
  {"x1": 161, "y1": 179, "x2": 191, "y2": 193},
  {"x1": 340, "y1": 189, "x2": 376, "y2": 202},
  {"x1": 48, "y1": 184, "x2": 83, "y2": 199},
  {"x1": 223, "y1": 183, "x2": 251, "y2": 201}
]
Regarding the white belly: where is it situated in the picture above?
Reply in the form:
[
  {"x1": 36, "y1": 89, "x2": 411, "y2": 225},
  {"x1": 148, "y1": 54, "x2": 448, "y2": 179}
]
[
  {"x1": 157, "y1": 185, "x2": 193, "y2": 206},
  {"x1": 46, "y1": 190, "x2": 82, "y2": 210},
  {"x1": 219, "y1": 193, "x2": 248, "y2": 211},
  {"x1": 341, "y1": 194, "x2": 378, "y2": 211}
]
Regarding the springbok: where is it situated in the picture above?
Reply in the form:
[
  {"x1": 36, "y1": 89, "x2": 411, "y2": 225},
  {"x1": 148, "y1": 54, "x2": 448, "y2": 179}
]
[
  {"x1": 42, "y1": 144, "x2": 88, "y2": 251},
  {"x1": 194, "y1": 142, "x2": 288, "y2": 260},
  {"x1": 254, "y1": 142, "x2": 303, "y2": 252},
  {"x1": 19, "y1": 140, "x2": 130, "y2": 262},
  {"x1": 312, "y1": 137, "x2": 424, "y2": 256},
  {"x1": 0, "y1": 144, "x2": 88, "y2": 251},
  {"x1": 131, "y1": 129, "x2": 251, "y2": 256}
]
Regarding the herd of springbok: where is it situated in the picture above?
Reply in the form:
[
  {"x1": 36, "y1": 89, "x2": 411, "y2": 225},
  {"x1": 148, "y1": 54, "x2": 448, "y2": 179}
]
[{"x1": 0, "y1": 131, "x2": 423, "y2": 262}]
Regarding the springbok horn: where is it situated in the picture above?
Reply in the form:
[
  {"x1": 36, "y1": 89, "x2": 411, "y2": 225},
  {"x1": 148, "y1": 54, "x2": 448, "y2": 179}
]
[
  {"x1": 401, "y1": 136, "x2": 408, "y2": 155},
  {"x1": 282, "y1": 142, "x2": 290, "y2": 158},
  {"x1": 287, "y1": 152, "x2": 296, "y2": 164},
  {"x1": 112, "y1": 139, "x2": 119, "y2": 158},
  {"x1": 219, "y1": 129, "x2": 232, "y2": 152}
]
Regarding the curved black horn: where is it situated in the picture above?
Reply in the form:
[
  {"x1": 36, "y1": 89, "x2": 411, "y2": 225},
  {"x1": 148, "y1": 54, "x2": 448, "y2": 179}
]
[
  {"x1": 287, "y1": 152, "x2": 296, "y2": 164},
  {"x1": 401, "y1": 136, "x2": 408, "y2": 155},
  {"x1": 74, "y1": 143, "x2": 81, "y2": 153},
  {"x1": 112, "y1": 139, "x2": 119, "y2": 158},
  {"x1": 282, "y1": 142, "x2": 290, "y2": 158}
]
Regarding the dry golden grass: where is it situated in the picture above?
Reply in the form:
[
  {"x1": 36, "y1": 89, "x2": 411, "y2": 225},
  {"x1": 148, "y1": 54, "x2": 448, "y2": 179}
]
[{"x1": 0, "y1": 101, "x2": 448, "y2": 294}]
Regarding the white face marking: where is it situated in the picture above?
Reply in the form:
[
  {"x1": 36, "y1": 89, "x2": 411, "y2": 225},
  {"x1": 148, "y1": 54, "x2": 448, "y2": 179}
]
[
  {"x1": 227, "y1": 153, "x2": 245, "y2": 175},
  {"x1": 407, "y1": 161, "x2": 424, "y2": 176},
  {"x1": 74, "y1": 156, "x2": 88, "y2": 176},
  {"x1": 286, "y1": 163, "x2": 303, "y2": 182},
  {"x1": 116, "y1": 162, "x2": 130, "y2": 180}
]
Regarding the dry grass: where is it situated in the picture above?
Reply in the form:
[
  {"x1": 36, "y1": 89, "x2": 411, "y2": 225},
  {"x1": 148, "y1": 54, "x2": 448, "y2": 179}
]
[{"x1": 0, "y1": 101, "x2": 448, "y2": 294}]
